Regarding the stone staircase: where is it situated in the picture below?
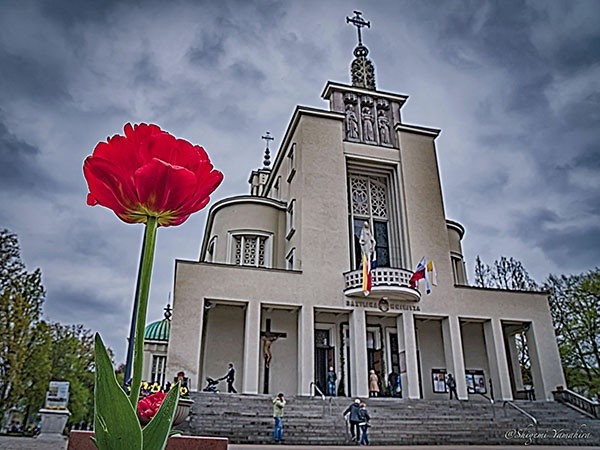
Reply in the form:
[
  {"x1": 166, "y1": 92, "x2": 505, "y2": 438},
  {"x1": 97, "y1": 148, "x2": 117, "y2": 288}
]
[{"x1": 179, "y1": 392, "x2": 600, "y2": 446}]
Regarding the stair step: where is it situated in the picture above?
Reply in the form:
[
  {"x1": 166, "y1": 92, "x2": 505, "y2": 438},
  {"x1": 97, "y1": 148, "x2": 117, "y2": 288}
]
[{"x1": 180, "y1": 393, "x2": 600, "y2": 446}]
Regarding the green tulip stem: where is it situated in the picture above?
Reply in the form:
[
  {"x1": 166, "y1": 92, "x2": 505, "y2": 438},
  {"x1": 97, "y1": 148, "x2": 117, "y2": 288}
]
[{"x1": 129, "y1": 216, "x2": 158, "y2": 409}]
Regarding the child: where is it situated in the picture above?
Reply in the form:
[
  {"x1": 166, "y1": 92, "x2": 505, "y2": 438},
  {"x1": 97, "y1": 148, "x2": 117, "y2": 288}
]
[{"x1": 358, "y1": 402, "x2": 371, "y2": 445}]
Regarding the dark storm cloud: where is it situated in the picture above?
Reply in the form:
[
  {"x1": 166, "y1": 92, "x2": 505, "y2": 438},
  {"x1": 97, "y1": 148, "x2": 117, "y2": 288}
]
[
  {"x1": 187, "y1": 30, "x2": 227, "y2": 66},
  {"x1": 552, "y1": 35, "x2": 600, "y2": 74},
  {"x1": 0, "y1": 51, "x2": 71, "y2": 103},
  {"x1": 227, "y1": 61, "x2": 266, "y2": 83},
  {"x1": 572, "y1": 147, "x2": 600, "y2": 172},
  {"x1": 64, "y1": 218, "x2": 123, "y2": 259},
  {"x1": 0, "y1": 119, "x2": 57, "y2": 192},
  {"x1": 39, "y1": 0, "x2": 118, "y2": 27},
  {"x1": 526, "y1": 222, "x2": 600, "y2": 273},
  {"x1": 133, "y1": 53, "x2": 165, "y2": 87},
  {"x1": 44, "y1": 284, "x2": 131, "y2": 355},
  {"x1": 47, "y1": 285, "x2": 118, "y2": 320},
  {"x1": 559, "y1": 92, "x2": 600, "y2": 128}
]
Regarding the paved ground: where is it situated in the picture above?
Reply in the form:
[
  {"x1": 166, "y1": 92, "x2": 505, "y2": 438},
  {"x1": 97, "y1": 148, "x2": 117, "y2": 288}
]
[
  {"x1": 0, "y1": 435, "x2": 68, "y2": 450},
  {"x1": 1, "y1": 436, "x2": 599, "y2": 450}
]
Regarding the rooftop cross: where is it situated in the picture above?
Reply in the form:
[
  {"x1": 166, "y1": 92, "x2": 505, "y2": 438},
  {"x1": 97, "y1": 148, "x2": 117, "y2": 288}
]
[
  {"x1": 261, "y1": 131, "x2": 274, "y2": 168},
  {"x1": 261, "y1": 131, "x2": 274, "y2": 149},
  {"x1": 346, "y1": 10, "x2": 370, "y2": 46},
  {"x1": 164, "y1": 303, "x2": 172, "y2": 321}
]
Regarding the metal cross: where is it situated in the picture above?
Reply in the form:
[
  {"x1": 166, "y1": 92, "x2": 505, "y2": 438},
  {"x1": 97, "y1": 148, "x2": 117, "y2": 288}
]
[
  {"x1": 164, "y1": 303, "x2": 172, "y2": 321},
  {"x1": 346, "y1": 10, "x2": 370, "y2": 46},
  {"x1": 261, "y1": 131, "x2": 274, "y2": 149}
]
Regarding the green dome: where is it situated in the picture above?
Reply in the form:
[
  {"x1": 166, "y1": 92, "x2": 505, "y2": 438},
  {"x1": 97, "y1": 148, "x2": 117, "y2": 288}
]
[{"x1": 144, "y1": 319, "x2": 170, "y2": 342}]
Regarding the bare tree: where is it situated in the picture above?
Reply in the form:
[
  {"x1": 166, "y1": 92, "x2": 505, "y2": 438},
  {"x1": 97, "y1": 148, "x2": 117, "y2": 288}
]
[
  {"x1": 474, "y1": 256, "x2": 493, "y2": 288},
  {"x1": 473, "y1": 255, "x2": 538, "y2": 291}
]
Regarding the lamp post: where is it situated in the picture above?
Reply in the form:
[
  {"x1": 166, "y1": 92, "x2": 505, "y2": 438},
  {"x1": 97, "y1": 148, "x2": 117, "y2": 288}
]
[{"x1": 123, "y1": 239, "x2": 145, "y2": 388}]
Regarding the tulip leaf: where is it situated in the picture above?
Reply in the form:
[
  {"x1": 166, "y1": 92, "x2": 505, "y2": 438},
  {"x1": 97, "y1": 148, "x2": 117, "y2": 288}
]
[
  {"x1": 141, "y1": 382, "x2": 180, "y2": 450},
  {"x1": 94, "y1": 334, "x2": 143, "y2": 450}
]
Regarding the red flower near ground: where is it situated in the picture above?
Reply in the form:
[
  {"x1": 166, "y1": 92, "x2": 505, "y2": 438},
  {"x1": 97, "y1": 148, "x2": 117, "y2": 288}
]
[
  {"x1": 84, "y1": 123, "x2": 223, "y2": 226},
  {"x1": 137, "y1": 391, "x2": 166, "y2": 422}
]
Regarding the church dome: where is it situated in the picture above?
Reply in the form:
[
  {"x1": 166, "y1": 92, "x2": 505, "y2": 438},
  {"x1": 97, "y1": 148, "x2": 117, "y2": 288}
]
[{"x1": 144, "y1": 319, "x2": 170, "y2": 342}]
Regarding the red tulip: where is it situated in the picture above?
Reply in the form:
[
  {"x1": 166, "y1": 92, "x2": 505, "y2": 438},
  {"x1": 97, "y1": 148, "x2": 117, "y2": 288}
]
[
  {"x1": 137, "y1": 391, "x2": 166, "y2": 422},
  {"x1": 84, "y1": 123, "x2": 223, "y2": 227}
]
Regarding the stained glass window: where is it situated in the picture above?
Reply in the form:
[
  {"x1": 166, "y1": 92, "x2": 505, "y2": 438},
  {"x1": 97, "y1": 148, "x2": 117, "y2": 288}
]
[{"x1": 348, "y1": 174, "x2": 391, "y2": 269}]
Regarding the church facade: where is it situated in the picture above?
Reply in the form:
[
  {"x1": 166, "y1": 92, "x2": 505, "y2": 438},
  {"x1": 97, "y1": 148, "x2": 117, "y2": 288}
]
[{"x1": 166, "y1": 17, "x2": 565, "y2": 401}]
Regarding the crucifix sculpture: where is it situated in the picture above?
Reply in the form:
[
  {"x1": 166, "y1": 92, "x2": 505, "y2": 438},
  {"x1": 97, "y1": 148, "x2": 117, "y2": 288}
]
[{"x1": 261, "y1": 319, "x2": 287, "y2": 394}]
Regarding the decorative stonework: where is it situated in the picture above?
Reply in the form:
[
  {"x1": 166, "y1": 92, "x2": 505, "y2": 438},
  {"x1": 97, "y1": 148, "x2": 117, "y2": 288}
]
[
  {"x1": 350, "y1": 175, "x2": 388, "y2": 219},
  {"x1": 345, "y1": 104, "x2": 359, "y2": 140},
  {"x1": 361, "y1": 105, "x2": 375, "y2": 142},
  {"x1": 341, "y1": 90, "x2": 396, "y2": 147},
  {"x1": 346, "y1": 11, "x2": 376, "y2": 90},
  {"x1": 351, "y1": 45, "x2": 376, "y2": 90}
]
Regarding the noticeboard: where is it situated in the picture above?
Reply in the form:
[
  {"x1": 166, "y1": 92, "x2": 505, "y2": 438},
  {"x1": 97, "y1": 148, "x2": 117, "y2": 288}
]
[{"x1": 45, "y1": 381, "x2": 70, "y2": 409}]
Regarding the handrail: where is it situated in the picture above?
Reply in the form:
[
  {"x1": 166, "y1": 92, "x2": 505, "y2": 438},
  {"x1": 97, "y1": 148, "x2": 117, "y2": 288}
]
[
  {"x1": 310, "y1": 381, "x2": 326, "y2": 400},
  {"x1": 503, "y1": 400, "x2": 539, "y2": 435},
  {"x1": 553, "y1": 388, "x2": 600, "y2": 419},
  {"x1": 476, "y1": 392, "x2": 495, "y2": 420},
  {"x1": 309, "y1": 382, "x2": 330, "y2": 417}
]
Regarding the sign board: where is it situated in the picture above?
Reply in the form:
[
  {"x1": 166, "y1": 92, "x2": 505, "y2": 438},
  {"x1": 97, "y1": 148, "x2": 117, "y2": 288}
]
[
  {"x1": 431, "y1": 368, "x2": 448, "y2": 393},
  {"x1": 45, "y1": 381, "x2": 70, "y2": 409},
  {"x1": 465, "y1": 369, "x2": 486, "y2": 394}
]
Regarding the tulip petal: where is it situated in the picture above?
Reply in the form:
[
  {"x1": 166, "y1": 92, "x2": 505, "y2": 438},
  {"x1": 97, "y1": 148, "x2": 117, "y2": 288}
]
[
  {"x1": 180, "y1": 169, "x2": 224, "y2": 216},
  {"x1": 133, "y1": 158, "x2": 197, "y2": 223},
  {"x1": 143, "y1": 133, "x2": 202, "y2": 172},
  {"x1": 84, "y1": 156, "x2": 143, "y2": 223}
]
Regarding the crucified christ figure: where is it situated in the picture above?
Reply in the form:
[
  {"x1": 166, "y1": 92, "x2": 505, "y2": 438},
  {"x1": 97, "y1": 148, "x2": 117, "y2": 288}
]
[{"x1": 263, "y1": 334, "x2": 279, "y2": 368}]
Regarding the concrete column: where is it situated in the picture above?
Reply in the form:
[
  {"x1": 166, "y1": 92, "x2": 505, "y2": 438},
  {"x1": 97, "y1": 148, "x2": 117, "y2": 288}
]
[
  {"x1": 402, "y1": 312, "x2": 420, "y2": 399},
  {"x1": 166, "y1": 297, "x2": 204, "y2": 392},
  {"x1": 484, "y1": 319, "x2": 512, "y2": 400},
  {"x1": 442, "y1": 316, "x2": 468, "y2": 399},
  {"x1": 526, "y1": 319, "x2": 565, "y2": 401},
  {"x1": 395, "y1": 315, "x2": 406, "y2": 396},
  {"x1": 242, "y1": 301, "x2": 261, "y2": 394},
  {"x1": 507, "y1": 335, "x2": 524, "y2": 390},
  {"x1": 297, "y1": 306, "x2": 314, "y2": 395},
  {"x1": 350, "y1": 308, "x2": 369, "y2": 398}
]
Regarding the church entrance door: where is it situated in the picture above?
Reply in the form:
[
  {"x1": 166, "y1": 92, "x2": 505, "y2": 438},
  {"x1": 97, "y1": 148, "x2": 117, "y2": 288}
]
[
  {"x1": 366, "y1": 327, "x2": 384, "y2": 394},
  {"x1": 314, "y1": 328, "x2": 334, "y2": 396}
]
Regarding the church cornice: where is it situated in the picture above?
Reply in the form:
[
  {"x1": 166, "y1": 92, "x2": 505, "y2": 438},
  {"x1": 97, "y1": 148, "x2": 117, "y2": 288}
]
[
  {"x1": 321, "y1": 81, "x2": 409, "y2": 106},
  {"x1": 395, "y1": 123, "x2": 441, "y2": 138},
  {"x1": 446, "y1": 219, "x2": 465, "y2": 239}
]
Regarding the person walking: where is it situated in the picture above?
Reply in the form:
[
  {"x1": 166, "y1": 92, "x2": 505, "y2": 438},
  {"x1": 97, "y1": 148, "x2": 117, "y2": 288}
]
[
  {"x1": 343, "y1": 398, "x2": 361, "y2": 442},
  {"x1": 358, "y1": 402, "x2": 371, "y2": 446},
  {"x1": 220, "y1": 362, "x2": 237, "y2": 393},
  {"x1": 369, "y1": 370, "x2": 380, "y2": 397},
  {"x1": 447, "y1": 373, "x2": 458, "y2": 400},
  {"x1": 327, "y1": 366, "x2": 337, "y2": 396},
  {"x1": 272, "y1": 392, "x2": 286, "y2": 443}
]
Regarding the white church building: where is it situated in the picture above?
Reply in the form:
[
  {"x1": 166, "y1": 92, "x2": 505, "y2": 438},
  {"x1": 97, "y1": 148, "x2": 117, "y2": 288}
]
[{"x1": 165, "y1": 13, "x2": 565, "y2": 402}]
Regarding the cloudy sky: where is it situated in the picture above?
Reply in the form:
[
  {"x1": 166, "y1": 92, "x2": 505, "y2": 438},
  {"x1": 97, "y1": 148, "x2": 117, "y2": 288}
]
[{"x1": 1, "y1": 0, "x2": 598, "y2": 362}]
